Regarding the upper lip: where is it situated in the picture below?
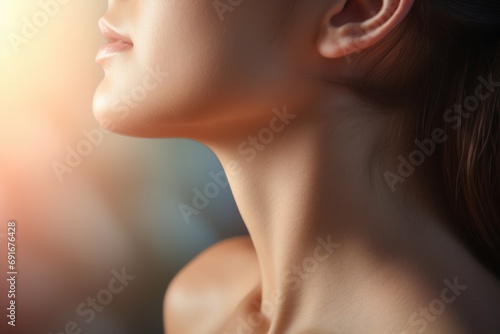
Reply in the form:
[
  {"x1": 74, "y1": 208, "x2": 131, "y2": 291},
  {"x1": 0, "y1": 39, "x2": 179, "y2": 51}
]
[{"x1": 98, "y1": 18, "x2": 133, "y2": 45}]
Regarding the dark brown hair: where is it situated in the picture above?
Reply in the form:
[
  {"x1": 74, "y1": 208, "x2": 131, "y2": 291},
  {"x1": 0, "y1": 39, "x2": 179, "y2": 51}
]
[{"x1": 352, "y1": 1, "x2": 500, "y2": 276}]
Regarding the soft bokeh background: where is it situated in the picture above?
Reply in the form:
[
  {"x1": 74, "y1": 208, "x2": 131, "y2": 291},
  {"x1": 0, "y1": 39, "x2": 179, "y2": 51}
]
[{"x1": 0, "y1": 1, "x2": 246, "y2": 333}]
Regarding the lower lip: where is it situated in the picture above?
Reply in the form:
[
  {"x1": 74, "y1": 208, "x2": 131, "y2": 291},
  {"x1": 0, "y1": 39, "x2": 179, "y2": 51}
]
[{"x1": 96, "y1": 41, "x2": 133, "y2": 63}]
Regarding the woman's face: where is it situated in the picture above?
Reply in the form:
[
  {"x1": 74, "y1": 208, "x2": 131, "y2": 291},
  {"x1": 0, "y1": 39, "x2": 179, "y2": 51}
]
[{"x1": 93, "y1": 0, "x2": 317, "y2": 140}]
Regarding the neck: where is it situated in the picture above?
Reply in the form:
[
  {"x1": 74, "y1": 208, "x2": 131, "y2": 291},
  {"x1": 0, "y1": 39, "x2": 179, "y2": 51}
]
[{"x1": 206, "y1": 93, "x2": 495, "y2": 333}]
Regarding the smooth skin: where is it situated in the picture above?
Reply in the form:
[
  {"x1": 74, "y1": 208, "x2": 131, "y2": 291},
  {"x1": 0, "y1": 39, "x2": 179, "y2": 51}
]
[{"x1": 94, "y1": 0, "x2": 500, "y2": 333}]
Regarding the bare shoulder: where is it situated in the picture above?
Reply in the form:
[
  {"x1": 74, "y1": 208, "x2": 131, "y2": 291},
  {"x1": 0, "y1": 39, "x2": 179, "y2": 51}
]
[{"x1": 164, "y1": 236, "x2": 260, "y2": 334}]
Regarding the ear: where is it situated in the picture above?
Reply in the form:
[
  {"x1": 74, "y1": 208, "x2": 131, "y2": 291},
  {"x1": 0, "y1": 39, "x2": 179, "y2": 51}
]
[{"x1": 317, "y1": 0, "x2": 415, "y2": 59}]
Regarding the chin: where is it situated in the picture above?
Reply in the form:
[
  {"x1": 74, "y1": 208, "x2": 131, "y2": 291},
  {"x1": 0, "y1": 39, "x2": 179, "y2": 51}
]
[
  {"x1": 92, "y1": 89, "x2": 146, "y2": 138},
  {"x1": 92, "y1": 88, "x2": 199, "y2": 140},
  {"x1": 92, "y1": 57, "x2": 238, "y2": 140}
]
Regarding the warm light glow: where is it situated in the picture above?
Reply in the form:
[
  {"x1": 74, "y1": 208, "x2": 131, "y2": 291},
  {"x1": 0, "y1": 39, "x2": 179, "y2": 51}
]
[{"x1": 0, "y1": 2, "x2": 31, "y2": 60}]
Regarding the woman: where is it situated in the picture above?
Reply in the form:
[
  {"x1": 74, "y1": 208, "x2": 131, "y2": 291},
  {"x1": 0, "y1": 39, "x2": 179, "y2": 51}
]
[{"x1": 94, "y1": 0, "x2": 500, "y2": 333}]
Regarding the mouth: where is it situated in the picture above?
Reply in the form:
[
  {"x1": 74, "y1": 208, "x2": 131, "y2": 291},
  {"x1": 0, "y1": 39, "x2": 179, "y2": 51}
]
[{"x1": 96, "y1": 18, "x2": 133, "y2": 63}]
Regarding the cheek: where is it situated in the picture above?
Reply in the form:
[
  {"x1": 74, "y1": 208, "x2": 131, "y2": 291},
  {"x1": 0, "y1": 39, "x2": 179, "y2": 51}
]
[{"x1": 138, "y1": 1, "x2": 224, "y2": 100}]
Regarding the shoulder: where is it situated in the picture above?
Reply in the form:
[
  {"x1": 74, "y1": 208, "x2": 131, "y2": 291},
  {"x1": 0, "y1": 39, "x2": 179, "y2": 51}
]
[{"x1": 164, "y1": 236, "x2": 260, "y2": 334}]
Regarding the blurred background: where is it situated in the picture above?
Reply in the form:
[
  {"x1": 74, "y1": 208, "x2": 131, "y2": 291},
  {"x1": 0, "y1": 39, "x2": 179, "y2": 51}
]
[{"x1": 0, "y1": 1, "x2": 247, "y2": 333}]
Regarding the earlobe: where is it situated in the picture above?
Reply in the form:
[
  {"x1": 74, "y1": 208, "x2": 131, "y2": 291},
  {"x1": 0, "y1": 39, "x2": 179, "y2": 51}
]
[{"x1": 317, "y1": 0, "x2": 414, "y2": 59}]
